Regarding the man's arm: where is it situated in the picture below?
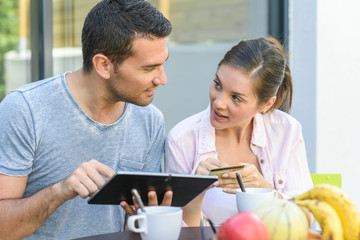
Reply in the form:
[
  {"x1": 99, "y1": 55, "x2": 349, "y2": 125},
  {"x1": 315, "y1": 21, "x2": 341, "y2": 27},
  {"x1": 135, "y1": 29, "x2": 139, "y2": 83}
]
[
  {"x1": 0, "y1": 160, "x2": 115, "y2": 239},
  {"x1": 0, "y1": 174, "x2": 67, "y2": 239}
]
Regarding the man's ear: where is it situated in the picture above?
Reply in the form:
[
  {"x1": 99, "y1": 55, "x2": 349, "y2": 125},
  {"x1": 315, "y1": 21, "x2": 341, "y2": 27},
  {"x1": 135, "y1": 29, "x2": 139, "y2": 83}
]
[{"x1": 92, "y1": 54, "x2": 112, "y2": 79}]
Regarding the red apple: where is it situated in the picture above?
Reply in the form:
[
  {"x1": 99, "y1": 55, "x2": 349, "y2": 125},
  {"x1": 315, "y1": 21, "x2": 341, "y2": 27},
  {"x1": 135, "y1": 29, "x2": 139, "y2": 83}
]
[{"x1": 217, "y1": 212, "x2": 270, "y2": 240}]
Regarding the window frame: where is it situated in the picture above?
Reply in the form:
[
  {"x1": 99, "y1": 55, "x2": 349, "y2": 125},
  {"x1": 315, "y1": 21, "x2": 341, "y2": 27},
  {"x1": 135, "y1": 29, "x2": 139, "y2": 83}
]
[{"x1": 30, "y1": 0, "x2": 53, "y2": 82}]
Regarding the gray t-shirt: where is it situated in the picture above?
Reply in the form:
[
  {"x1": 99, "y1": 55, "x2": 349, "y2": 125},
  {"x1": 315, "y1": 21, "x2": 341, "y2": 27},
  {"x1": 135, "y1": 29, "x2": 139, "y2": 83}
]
[{"x1": 0, "y1": 73, "x2": 165, "y2": 239}]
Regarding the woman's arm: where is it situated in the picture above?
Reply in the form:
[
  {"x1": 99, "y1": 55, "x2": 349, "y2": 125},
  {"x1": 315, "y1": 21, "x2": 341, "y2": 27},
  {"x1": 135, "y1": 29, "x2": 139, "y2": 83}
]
[{"x1": 182, "y1": 191, "x2": 206, "y2": 226}]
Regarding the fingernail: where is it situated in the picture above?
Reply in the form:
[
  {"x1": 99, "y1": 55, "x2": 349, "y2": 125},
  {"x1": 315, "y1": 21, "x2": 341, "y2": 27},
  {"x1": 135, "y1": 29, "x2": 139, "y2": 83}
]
[
  {"x1": 214, "y1": 181, "x2": 219, "y2": 187},
  {"x1": 222, "y1": 173, "x2": 229, "y2": 178}
]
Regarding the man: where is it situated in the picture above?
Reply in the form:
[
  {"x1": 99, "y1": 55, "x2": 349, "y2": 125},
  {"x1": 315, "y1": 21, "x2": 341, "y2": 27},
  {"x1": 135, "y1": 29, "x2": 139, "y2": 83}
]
[{"x1": 0, "y1": 0, "x2": 172, "y2": 239}]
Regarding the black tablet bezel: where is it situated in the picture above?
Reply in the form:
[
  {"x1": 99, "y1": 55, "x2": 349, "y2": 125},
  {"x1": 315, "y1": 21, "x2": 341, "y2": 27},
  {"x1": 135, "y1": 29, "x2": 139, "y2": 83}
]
[{"x1": 87, "y1": 172, "x2": 218, "y2": 207}]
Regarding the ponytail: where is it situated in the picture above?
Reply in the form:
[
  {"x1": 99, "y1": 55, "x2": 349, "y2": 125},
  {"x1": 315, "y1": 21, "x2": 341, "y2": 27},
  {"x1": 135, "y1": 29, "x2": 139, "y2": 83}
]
[
  {"x1": 264, "y1": 37, "x2": 293, "y2": 113},
  {"x1": 272, "y1": 63, "x2": 293, "y2": 113}
]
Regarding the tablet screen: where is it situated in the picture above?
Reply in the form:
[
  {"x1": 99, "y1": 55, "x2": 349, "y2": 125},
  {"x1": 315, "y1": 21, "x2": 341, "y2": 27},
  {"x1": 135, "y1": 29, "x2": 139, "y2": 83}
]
[{"x1": 87, "y1": 172, "x2": 218, "y2": 207}]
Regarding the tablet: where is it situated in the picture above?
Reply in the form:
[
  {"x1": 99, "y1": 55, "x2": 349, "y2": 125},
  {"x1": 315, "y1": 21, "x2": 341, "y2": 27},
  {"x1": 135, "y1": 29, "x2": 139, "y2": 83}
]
[{"x1": 87, "y1": 171, "x2": 218, "y2": 207}]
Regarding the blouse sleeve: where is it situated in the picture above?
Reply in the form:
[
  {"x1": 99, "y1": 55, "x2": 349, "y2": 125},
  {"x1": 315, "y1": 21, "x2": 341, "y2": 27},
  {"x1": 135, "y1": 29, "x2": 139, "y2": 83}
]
[
  {"x1": 164, "y1": 132, "x2": 195, "y2": 174},
  {"x1": 276, "y1": 131, "x2": 313, "y2": 199}
]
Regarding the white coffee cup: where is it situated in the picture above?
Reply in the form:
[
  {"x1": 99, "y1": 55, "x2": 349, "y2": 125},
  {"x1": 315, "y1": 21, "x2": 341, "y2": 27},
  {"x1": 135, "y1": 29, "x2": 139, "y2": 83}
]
[
  {"x1": 127, "y1": 206, "x2": 183, "y2": 240},
  {"x1": 236, "y1": 188, "x2": 277, "y2": 213}
]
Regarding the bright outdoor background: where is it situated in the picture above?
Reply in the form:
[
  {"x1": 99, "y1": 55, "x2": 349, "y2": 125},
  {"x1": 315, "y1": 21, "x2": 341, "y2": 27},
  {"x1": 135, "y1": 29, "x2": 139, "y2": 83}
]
[{"x1": 1, "y1": 0, "x2": 360, "y2": 210}]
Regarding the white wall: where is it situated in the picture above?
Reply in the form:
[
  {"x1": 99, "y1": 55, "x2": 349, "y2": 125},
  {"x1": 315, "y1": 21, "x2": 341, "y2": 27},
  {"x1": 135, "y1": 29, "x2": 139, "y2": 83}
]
[
  {"x1": 289, "y1": 0, "x2": 317, "y2": 173},
  {"x1": 317, "y1": 0, "x2": 360, "y2": 208},
  {"x1": 290, "y1": 0, "x2": 360, "y2": 209}
]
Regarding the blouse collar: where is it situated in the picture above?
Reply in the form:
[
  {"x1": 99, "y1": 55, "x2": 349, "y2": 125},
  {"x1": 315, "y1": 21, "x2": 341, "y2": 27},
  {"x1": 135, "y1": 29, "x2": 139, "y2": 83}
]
[
  {"x1": 198, "y1": 105, "x2": 217, "y2": 154},
  {"x1": 251, "y1": 113, "x2": 266, "y2": 148},
  {"x1": 198, "y1": 106, "x2": 267, "y2": 154}
]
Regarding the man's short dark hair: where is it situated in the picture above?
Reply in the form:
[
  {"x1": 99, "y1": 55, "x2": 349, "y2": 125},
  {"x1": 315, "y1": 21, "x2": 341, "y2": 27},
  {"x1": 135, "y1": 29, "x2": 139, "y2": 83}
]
[{"x1": 81, "y1": 0, "x2": 172, "y2": 73}]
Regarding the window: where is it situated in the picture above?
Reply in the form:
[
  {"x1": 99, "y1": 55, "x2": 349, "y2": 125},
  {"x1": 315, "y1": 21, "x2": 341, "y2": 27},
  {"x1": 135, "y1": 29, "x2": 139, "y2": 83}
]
[
  {"x1": 148, "y1": 0, "x2": 271, "y2": 132},
  {"x1": 0, "y1": 0, "x2": 30, "y2": 101},
  {"x1": 1, "y1": 0, "x2": 287, "y2": 120},
  {"x1": 151, "y1": 0, "x2": 268, "y2": 43},
  {"x1": 52, "y1": 0, "x2": 99, "y2": 76}
]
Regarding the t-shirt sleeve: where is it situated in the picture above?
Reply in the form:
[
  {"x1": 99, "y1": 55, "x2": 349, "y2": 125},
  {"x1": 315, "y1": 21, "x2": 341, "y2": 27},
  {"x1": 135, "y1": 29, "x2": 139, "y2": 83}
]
[{"x1": 0, "y1": 91, "x2": 35, "y2": 176}]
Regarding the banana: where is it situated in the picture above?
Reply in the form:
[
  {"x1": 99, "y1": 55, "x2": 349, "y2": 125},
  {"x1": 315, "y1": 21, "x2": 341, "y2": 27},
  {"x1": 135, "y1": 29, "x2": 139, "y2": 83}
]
[
  {"x1": 294, "y1": 184, "x2": 360, "y2": 240},
  {"x1": 295, "y1": 199, "x2": 343, "y2": 240}
]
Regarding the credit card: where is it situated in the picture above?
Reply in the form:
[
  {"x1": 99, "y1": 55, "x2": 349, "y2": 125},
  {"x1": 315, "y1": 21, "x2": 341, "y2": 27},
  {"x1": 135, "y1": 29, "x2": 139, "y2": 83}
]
[{"x1": 209, "y1": 164, "x2": 245, "y2": 177}]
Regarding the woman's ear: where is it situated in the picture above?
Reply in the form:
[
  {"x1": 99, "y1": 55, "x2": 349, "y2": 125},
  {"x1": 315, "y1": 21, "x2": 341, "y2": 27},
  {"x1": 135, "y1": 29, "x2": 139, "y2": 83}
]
[
  {"x1": 92, "y1": 54, "x2": 112, "y2": 79},
  {"x1": 260, "y1": 96, "x2": 276, "y2": 113}
]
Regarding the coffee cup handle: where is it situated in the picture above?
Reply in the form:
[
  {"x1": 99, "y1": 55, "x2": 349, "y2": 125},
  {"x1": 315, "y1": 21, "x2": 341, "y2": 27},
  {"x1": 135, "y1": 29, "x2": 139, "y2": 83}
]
[
  {"x1": 273, "y1": 190, "x2": 278, "y2": 199},
  {"x1": 127, "y1": 214, "x2": 147, "y2": 234}
]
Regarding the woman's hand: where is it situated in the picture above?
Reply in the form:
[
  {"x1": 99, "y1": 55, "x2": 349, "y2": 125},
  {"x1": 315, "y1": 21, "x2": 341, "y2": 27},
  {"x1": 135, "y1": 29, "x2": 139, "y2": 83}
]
[
  {"x1": 218, "y1": 163, "x2": 274, "y2": 194},
  {"x1": 195, "y1": 158, "x2": 229, "y2": 175}
]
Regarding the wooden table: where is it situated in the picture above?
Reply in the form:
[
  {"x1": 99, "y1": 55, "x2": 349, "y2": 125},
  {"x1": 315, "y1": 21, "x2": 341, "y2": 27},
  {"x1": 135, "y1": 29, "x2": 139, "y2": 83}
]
[{"x1": 73, "y1": 227, "x2": 215, "y2": 240}]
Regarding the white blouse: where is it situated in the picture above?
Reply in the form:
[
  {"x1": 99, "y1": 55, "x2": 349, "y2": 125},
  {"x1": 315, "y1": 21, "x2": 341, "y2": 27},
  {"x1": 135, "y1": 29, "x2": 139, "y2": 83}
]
[{"x1": 165, "y1": 105, "x2": 313, "y2": 225}]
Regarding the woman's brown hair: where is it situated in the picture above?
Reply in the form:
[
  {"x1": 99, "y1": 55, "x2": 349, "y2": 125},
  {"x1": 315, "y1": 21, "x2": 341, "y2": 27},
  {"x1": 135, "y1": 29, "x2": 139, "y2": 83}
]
[{"x1": 218, "y1": 37, "x2": 292, "y2": 113}]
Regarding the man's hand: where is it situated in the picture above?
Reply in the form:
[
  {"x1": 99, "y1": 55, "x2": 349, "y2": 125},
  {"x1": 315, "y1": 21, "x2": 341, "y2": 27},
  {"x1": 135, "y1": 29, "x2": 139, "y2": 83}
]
[
  {"x1": 55, "y1": 159, "x2": 115, "y2": 201},
  {"x1": 0, "y1": 159, "x2": 115, "y2": 239},
  {"x1": 120, "y1": 190, "x2": 173, "y2": 216}
]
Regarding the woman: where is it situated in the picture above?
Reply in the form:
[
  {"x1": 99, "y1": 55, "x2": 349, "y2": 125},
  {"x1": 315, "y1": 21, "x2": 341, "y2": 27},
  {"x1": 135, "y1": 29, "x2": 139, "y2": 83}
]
[{"x1": 164, "y1": 37, "x2": 313, "y2": 226}]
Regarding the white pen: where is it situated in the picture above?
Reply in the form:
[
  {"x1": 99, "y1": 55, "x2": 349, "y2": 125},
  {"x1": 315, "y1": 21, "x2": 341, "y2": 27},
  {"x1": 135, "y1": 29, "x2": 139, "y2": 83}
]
[{"x1": 131, "y1": 189, "x2": 146, "y2": 213}]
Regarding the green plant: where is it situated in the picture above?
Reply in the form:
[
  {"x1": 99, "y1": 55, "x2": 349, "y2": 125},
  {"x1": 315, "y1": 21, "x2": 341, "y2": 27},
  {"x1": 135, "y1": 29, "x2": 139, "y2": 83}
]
[{"x1": 0, "y1": 0, "x2": 19, "y2": 101}]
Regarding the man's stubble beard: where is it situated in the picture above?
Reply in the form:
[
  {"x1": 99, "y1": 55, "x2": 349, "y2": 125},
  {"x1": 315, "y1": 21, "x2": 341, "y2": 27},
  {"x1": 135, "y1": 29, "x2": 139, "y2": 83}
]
[{"x1": 105, "y1": 82, "x2": 153, "y2": 107}]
